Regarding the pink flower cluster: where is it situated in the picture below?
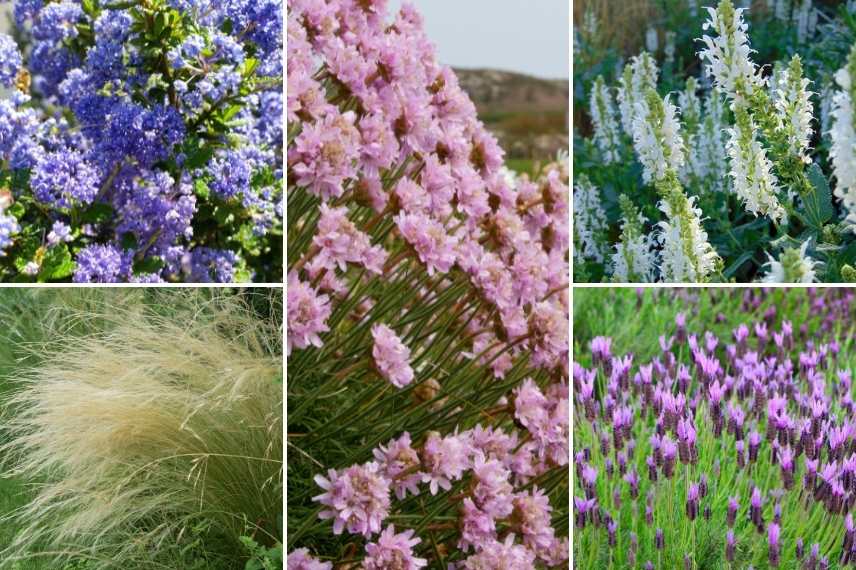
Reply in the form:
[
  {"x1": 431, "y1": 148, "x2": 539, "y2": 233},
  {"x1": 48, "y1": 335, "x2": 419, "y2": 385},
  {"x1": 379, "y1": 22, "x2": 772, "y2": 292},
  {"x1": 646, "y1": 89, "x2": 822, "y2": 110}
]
[
  {"x1": 286, "y1": 0, "x2": 569, "y2": 379},
  {"x1": 371, "y1": 323, "x2": 414, "y2": 388},
  {"x1": 307, "y1": 396, "x2": 569, "y2": 566}
]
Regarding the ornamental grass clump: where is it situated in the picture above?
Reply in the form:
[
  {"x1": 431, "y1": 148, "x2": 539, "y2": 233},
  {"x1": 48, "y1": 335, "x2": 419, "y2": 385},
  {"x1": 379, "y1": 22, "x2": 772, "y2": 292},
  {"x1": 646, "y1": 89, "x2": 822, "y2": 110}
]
[
  {"x1": 0, "y1": 0, "x2": 283, "y2": 283},
  {"x1": 573, "y1": 288, "x2": 856, "y2": 568},
  {"x1": 0, "y1": 290, "x2": 283, "y2": 568},
  {"x1": 286, "y1": 0, "x2": 569, "y2": 567}
]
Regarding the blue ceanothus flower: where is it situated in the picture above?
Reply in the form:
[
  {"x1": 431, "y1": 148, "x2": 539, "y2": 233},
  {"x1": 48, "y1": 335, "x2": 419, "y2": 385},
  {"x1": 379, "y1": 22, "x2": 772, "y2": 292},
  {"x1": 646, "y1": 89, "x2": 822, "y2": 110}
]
[{"x1": 0, "y1": 0, "x2": 283, "y2": 283}]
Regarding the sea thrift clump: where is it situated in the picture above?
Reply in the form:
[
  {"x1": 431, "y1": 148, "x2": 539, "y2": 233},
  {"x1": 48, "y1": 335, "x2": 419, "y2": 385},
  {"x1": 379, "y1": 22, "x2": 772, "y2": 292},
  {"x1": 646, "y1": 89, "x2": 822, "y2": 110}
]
[
  {"x1": 0, "y1": 0, "x2": 283, "y2": 282},
  {"x1": 574, "y1": 288, "x2": 856, "y2": 567},
  {"x1": 288, "y1": 1, "x2": 569, "y2": 565}
]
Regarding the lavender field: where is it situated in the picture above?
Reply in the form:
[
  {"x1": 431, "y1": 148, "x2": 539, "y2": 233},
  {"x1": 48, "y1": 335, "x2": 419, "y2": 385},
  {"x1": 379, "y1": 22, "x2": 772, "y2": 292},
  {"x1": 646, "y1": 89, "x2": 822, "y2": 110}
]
[{"x1": 574, "y1": 287, "x2": 856, "y2": 568}]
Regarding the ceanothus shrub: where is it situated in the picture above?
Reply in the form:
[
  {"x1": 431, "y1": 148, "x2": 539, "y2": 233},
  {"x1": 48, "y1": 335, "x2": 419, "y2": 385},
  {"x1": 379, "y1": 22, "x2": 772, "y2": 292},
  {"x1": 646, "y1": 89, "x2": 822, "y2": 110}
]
[{"x1": 0, "y1": 0, "x2": 282, "y2": 282}]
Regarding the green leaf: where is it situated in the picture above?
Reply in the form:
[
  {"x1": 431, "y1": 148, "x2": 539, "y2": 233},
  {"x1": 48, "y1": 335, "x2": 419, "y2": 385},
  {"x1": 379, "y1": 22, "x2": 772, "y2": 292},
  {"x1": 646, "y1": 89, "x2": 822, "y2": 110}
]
[
  {"x1": 183, "y1": 141, "x2": 215, "y2": 170},
  {"x1": 800, "y1": 164, "x2": 834, "y2": 230},
  {"x1": 133, "y1": 256, "x2": 166, "y2": 275},
  {"x1": 722, "y1": 250, "x2": 756, "y2": 279},
  {"x1": 80, "y1": 202, "x2": 114, "y2": 224},
  {"x1": 193, "y1": 179, "x2": 211, "y2": 199},
  {"x1": 120, "y1": 233, "x2": 139, "y2": 251},
  {"x1": 7, "y1": 201, "x2": 24, "y2": 220},
  {"x1": 39, "y1": 245, "x2": 75, "y2": 281}
]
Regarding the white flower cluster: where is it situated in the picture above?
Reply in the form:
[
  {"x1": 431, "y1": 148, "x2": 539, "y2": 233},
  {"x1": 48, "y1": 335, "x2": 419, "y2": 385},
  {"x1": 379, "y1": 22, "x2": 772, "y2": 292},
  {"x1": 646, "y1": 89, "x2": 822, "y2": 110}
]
[
  {"x1": 691, "y1": 91, "x2": 731, "y2": 192},
  {"x1": 762, "y1": 240, "x2": 819, "y2": 282},
  {"x1": 699, "y1": 0, "x2": 764, "y2": 106},
  {"x1": 573, "y1": 175, "x2": 608, "y2": 262},
  {"x1": 830, "y1": 47, "x2": 856, "y2": 231},
  {"x1": 726, "y1": 108, "x2": 786, "y2": 222},
  {"x1": 657, "y1": 193, "x2": 720, "y2": 282},
  {"x1": 590, "y1": 76, "x2": 622, "y2": 164},
  {"x1": 772, "y1": 56, "x2": 814, "y2": 164},
  {"x1": 610, "y1": 198, "x2": 657, "y2": 282},
  {"x1": 617, "y1": 53, "x2": 659, "y2": 135},
  {"x1": 631, "y1": 90, "x2": 685, "y2": 185}
]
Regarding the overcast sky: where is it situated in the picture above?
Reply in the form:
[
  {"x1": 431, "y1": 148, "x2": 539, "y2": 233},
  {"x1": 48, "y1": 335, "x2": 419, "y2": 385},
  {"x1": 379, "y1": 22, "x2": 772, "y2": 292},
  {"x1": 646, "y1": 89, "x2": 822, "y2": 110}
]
[{"x1": 387, "y1": 1, "x2": 569, "y2": 80}]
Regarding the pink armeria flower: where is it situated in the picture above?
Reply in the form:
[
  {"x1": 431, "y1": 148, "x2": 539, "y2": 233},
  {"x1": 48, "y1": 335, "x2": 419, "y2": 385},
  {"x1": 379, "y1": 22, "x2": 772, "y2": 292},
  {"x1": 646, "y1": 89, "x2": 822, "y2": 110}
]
[
  {"x1": 363, "y1": 525, "x2": 427, "y2": 570},
  {"x1": 421, "y1": 431, "x2": 472, "y2": 494},
  {"x1": 287, "y1": 272, "x2": 332, "y2": 355},
  {"x1": 511, "y1": 488, "x2": 555, "y2": 553},
  {"x1": 287, "y1": 549, "x2": 332, "y2": 570},
  {"x1": 313, "y1": 204, "x2": 388, "y2": 275},
  {"x1": 471, "y1": 453, "x2": 514, "y2": 518},
  {"x1": 461, "y1": 535, "x2": 537, "y2": 569},
  {"x1": 394, "y1": 211, "x2": 458, "y2": 275},
  {"x1": 458, "y1": 497, "x2": 497, "y2": 552},
  {"x1": 290, "y1": 109, "x2": 361, "y2": 200},
  {"x1": 371, "y1": 323, "x2": 415, "y2": 388},
  {"x1": 313, "y1": 461, "x2": 391, "y2": 537},
  {"x1": 372, "y1": 432, "x2": 422, "y2": 499}
]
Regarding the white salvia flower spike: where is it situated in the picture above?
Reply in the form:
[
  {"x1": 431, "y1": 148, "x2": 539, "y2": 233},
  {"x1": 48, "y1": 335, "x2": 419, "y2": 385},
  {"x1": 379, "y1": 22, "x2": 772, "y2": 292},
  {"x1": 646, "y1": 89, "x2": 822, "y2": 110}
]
[
  {"x1": 632, "y1": 88, "x2": 685, "y2": 185},
  {"x1": 573, "y1": 174, "x2": 609, "y2": 263},
  {"x1": 589, "y1": 76, "x2": 622, "y2": 164},
  {"x1": 762, "y1": 240, "x2": 820, "y2": 283},
  {"x1": 698, "y1": 0, "x2": 765, "y2": 108},
  {"x1": 726, "y1": 106, "x2": 787, "y2": 223},
  {"x1": 830, "y1": 44, "x2": 856, "y2": 232}
]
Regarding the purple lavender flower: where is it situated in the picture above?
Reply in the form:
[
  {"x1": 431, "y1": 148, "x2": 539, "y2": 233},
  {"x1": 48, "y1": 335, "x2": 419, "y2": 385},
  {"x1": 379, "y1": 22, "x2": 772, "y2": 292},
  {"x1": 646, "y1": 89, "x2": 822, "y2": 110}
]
[
  {"x1": 769, "y1": 522, "x2": 781, "y2": 567},
  {"x1": 726, "y1": 530, "x2": 736, "y2": 562},
  {"x1": 686, "y1": 483, "x2": 699, "y2": 521}
]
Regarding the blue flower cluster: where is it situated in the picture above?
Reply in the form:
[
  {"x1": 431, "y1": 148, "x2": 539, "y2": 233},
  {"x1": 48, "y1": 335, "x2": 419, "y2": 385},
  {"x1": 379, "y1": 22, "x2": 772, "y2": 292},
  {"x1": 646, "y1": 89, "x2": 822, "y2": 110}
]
[{"x1": 0, "y1": 0, "x2": 283, "y2": 282}]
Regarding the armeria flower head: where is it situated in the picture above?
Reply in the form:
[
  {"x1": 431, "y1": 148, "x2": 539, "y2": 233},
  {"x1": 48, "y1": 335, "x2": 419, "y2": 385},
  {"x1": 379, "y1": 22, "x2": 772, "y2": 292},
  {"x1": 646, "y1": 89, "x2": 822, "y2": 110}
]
[
  {"x1": 573, "y1": 174, "x2": 608, "y2": 263},
  {"x1": 363, "y1": 525, "x2": 427, "y2": 570},
  {"x1": 421, "y1": 430, "x2": 471, "y2": 495},
  {"x1": 698, "y1": 0, "x2": 764, "y2": 106},
  {"x1": 762, "y1": 240, "x2": 820, "y2": 283},
  {"x1": 590, "y1": 75, "x2": 622, "y2": 164},
  {"x1": 610, "y1": 195, "x2": 657, "y2": 282},
  {"x1": 631, "y1": 88, "x2": 685, "y2": 185},
  {"x1": 287, "y1": 272, "x2": 332, "y2": 354},
  {"x1": 287, "y1": 549, "x2": 332, "y2": 570},
  {"x1": 461, "y1": 534, "x2": 537, "y2": 569},
  {"x1": 830, "y1": 44, "x2": 856, "y2": 231},
  {"x1": 726, "y1": 106, "x2": 785, "y2": 223},
  {"x1": 371, "y1": 323, "x2": 415, "y2": 388},
  {"x1": 313, "y1": 461, "x2": 391, "y2": 537},
  {"x1": 372, "y1": 432, "x2": 422, "y2": 500},
  {"x1": 394, "y1": 211, "x2": 458, "y2": 276}
]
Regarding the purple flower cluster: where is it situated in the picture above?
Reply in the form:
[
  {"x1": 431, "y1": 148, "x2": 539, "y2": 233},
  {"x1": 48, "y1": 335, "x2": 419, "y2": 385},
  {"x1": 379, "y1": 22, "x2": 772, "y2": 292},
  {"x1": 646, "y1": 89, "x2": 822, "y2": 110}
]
[
  {"x1": 0, "y1": 0, "x2": 283, "y2": 282},
  {"x1": 574, "y1": 289, "x2": 856, "y2": 568}
]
